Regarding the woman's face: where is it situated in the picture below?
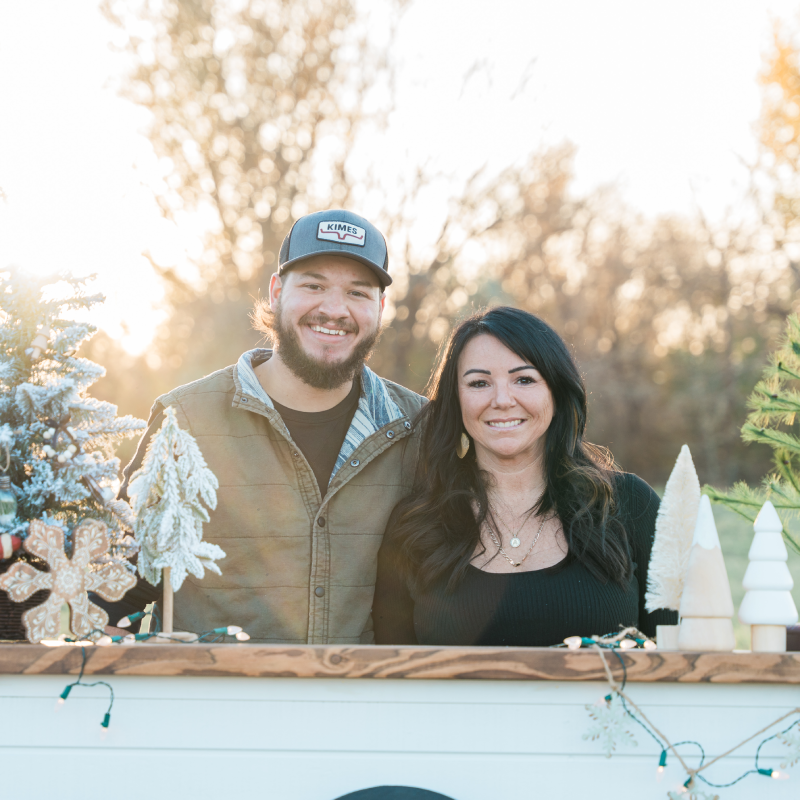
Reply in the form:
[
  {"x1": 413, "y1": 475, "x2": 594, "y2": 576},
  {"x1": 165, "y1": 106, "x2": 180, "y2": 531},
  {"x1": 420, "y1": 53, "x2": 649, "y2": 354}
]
[{"x1": 457, "y1": 334, "x2": 555, "y2": 464}]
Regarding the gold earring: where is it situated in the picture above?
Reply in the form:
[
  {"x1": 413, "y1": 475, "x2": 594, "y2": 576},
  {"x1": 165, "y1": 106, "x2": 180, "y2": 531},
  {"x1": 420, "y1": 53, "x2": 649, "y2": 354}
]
[{"x1": 457, "y1": 432, "x2": 470, "y2": 459}]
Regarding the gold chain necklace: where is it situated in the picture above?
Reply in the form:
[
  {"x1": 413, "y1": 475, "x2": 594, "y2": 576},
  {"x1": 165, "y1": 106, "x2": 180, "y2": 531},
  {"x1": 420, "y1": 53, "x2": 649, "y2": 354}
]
[
  {"x1": 486, "y1": 513, "x2": 546, "y2": 568},
  {"x1": 489, "y1": 486, "x2": 545, "y2": 548}
]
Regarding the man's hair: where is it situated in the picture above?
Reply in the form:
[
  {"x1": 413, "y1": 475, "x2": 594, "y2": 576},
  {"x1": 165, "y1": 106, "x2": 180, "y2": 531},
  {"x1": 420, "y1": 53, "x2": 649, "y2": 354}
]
[{"x1": 250, "y1": 297, "x2": 275, "y2": 340}]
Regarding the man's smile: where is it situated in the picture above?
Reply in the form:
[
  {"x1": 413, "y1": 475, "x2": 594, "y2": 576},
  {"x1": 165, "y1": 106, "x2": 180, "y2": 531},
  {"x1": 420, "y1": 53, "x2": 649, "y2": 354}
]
[{"x1": 310, "y1": 324, "x2": 348, "y2": 337}]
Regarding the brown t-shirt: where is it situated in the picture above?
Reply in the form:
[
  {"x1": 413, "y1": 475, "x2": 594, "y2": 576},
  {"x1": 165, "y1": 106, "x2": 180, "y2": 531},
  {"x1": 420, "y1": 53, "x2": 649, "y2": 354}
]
[{"x1": 271, "y1": 378, "x2": 361, "y2": 493}]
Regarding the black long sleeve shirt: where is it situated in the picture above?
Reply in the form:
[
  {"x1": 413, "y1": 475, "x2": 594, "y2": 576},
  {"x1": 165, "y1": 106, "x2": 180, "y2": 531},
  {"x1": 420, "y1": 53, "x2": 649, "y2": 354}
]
[{"x1": 372, "y1": 473, "x2": 677, "y2": 646}]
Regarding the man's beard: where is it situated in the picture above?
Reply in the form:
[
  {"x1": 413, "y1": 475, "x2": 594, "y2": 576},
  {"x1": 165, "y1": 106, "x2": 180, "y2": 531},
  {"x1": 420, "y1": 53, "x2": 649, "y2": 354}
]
[{"x1": 269, "y1": 303, "x2": 381, "y2": 390}]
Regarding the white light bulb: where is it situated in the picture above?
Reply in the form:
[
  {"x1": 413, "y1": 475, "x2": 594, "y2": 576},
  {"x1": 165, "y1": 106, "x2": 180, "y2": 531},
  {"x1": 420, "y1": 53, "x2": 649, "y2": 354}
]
[
  {"x1": 57, "y1": 454, "x2": 67, "y2": 463},
  {"x1": 619, "y1": 639, "x2": 637, "y2": 650},
  {"x1": 771, "y1": 771, "x2": 789, "y2": 780},
  {"x1": 96, "y1": 636, "x2": 112, "y2": 647},
  {"x1": 643, "y1": 640, "x2": 657, "y2": 650},
  {"x1": 121, "y1": 634, "x2": 136, "y2": 645},
  {"x1": 564, "y1": 636, "x2": 582, "y2": 650},
  {"x1": 235, "y1": 631, "x2": 250, "y2": 641},
  {"x1": 117, "y1": 616, "x2": 131, "y2": 628},
  {"x1": 226, "y1": 625, "x2": 242, "y2": 635}
]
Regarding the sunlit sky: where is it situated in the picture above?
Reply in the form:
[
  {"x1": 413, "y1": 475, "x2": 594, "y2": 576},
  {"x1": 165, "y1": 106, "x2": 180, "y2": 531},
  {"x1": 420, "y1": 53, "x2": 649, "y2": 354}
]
[{"x1": 0, "y1": 0, "x2": 798, "y2": 353}]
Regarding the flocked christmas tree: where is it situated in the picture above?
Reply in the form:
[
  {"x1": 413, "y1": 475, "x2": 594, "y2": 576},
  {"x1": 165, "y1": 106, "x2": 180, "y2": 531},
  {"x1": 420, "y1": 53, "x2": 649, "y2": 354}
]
[
  {"x1": 708, "y1": 313, "x2": 800, "y2": 553},
  {"x1": 127, "y1": 405, "x2": 224, "y2": 632},
  {"x1": 645, "y1": 445, "x2": 702, "y2": 650},
  {"x1": 0, "y1": 267, "x2": 145, "y2": 563}
]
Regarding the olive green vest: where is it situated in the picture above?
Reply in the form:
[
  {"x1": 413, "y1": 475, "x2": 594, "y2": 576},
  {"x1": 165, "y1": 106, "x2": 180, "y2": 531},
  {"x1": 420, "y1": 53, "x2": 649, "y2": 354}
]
[{"x1": 158, "y1": 359, "x2": 424, "y2": 644}]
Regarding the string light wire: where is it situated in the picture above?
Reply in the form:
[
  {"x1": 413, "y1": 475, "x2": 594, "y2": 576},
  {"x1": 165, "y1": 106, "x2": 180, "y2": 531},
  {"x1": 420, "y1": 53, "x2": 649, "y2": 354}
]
[{"x1": 592, "y1": 645, "x2": 799, "y2": 789}]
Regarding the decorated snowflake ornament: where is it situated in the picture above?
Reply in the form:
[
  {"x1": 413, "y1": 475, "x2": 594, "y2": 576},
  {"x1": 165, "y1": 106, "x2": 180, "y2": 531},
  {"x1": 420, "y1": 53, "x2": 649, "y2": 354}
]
[
  {"x1": 778, "y1": 726, "x2": 800, "y2": 769},
  {"x1": 0, "y1": 518, "x2": 136, "y2": 642},
  {"x1": 583, "y1": 692, "x2": 638, "y2": 757}
]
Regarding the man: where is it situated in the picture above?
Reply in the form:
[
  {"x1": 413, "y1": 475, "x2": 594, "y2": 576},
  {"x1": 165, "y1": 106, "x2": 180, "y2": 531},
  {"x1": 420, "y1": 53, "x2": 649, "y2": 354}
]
[{"x1": 107, "y1": 210, "x2": 425, "y2": 643}]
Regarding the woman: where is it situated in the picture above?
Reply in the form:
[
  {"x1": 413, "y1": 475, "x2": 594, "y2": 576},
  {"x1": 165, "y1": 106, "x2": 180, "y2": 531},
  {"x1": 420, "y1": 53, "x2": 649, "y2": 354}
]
[{"x1": 373, "y1": 306, "x2": 677, "y2": 646}]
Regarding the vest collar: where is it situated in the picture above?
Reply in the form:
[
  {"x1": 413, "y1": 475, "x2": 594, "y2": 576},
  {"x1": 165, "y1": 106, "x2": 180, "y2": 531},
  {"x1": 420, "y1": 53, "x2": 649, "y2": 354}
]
[{"x1": 234, "y1": 348, "x2": 405, "y2": 482}]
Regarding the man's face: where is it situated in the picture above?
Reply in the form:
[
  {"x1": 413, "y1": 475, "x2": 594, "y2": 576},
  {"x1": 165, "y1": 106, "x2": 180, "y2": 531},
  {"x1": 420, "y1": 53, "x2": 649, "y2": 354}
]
[{"x1": 268, "y1": 255, "x2": 385, "y2": 389}]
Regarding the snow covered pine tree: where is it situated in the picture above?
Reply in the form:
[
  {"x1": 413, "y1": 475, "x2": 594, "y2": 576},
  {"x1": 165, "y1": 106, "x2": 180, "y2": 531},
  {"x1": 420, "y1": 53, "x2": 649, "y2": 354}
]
[
  {"x1": 0, "y1": 267, "x2": 146, "y2": 636},
  {"x1": 128, "y1": 405, "x2": 224, "y2": 633}
]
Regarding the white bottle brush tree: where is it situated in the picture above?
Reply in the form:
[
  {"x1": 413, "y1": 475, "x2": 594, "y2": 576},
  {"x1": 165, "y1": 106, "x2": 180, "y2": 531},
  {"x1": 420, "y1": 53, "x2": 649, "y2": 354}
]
[
  {"x1": 646, "y1": 445, "x2": 702, "y2": 612},
  {"x1": 127, "y1": 406, "x2": 224, "y2": 632},
  {"x1": 645, "y1": 445, "x2": 702, "y2": 650},
  {"x1": 0, "y1": 267, "x2": 145, "y2": 563}
]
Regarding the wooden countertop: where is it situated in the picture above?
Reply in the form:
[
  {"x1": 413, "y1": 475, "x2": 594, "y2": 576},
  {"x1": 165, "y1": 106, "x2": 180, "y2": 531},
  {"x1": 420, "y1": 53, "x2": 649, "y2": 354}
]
[{"x1": 0, "y1": 644, "x2": 799, "y2": 682}]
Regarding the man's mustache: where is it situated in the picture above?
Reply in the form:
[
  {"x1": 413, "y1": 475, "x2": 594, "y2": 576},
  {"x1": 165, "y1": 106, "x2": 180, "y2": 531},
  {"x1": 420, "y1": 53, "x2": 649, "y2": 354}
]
[{"x1": 298, "y1": 313, "x2": 358, "y2": 334}]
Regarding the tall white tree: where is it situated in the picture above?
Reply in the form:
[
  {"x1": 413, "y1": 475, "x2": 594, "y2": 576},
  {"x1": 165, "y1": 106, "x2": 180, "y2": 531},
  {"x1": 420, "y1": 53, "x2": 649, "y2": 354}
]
[
  {"x1": 127, "y1": 406, "x2": 224, "y2": 629},
  {"x1": 645, "y1": 445, "x2": 701, "y2": 613}
]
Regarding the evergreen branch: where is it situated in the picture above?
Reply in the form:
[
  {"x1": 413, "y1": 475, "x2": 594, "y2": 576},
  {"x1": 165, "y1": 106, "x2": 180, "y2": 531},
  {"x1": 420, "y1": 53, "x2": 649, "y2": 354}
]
[
  {"x1": 706, "y1": 483, "x2": 763, "y2": 522},
  {"x1": 745, "y1": 383, "x2": 800, "y2": 425},
  {"x1": 773, "y1": 451, "x2": 800, "y2": 494},
  {"x1": 741, "y1": 423, "x2": 800, "y2": 455}
]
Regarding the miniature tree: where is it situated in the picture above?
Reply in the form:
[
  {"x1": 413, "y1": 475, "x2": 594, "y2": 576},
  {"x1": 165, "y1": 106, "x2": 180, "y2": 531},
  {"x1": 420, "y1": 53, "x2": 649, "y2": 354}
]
[
  {"x1": 738, "y1": 500, "x2": 799, "y2": 652},
  {"x1": 678, "y1": 495, "x2": 736, "y2": 651},
  {"x1": 0, "y1": 267, "x2": 145, "y2": 564},
  {"x1": 645, "y1": 445, "x2": 702, "y2": 649},
  {"x1": 707, "y1": 313, "x2": 800, "y2": 553},
  {"x1": 127, "y1": 406, "x2": 224, "y2": 632}
]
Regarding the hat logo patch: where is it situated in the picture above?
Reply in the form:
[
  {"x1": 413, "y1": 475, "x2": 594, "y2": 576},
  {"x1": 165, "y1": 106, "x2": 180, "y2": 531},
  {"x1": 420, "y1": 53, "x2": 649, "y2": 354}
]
[{"x1": 317, "y1": 221, "x2": 366, "y2": 247}]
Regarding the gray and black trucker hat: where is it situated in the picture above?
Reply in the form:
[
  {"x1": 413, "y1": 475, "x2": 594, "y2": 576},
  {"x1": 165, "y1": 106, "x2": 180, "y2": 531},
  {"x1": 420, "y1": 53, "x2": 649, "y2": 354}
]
[{"x1": 278, "y1": 209, "x2": 391, "y2": 287}]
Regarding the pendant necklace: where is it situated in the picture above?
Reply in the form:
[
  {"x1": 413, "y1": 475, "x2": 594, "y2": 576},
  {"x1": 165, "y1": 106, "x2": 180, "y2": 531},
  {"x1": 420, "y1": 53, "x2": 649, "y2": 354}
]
[{"x1": 487, "y1": 514, "x2": 547, "y2": 568}]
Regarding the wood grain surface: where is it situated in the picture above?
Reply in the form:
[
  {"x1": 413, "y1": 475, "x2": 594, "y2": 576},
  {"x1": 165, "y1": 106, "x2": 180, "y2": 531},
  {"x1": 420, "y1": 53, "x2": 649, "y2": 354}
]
[{"x1": 0, "y1": 644, "x2": 799, "y2": 682}]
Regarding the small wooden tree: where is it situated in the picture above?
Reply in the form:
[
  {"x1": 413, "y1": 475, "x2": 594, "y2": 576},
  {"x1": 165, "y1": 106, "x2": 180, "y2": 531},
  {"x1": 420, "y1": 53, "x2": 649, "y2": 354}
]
[
  {"x1": 645, "y1": 445, "x2": 702, "y2": 649},
  {"x1": 678, "y1": 495, "x2": 736, "y2": 651},
  {"x1": 127, "y1": 406, "x2": 224, "y2": 633},
  {"x1": 739, "y1": 501, "x2": 799, "y2": 652}
]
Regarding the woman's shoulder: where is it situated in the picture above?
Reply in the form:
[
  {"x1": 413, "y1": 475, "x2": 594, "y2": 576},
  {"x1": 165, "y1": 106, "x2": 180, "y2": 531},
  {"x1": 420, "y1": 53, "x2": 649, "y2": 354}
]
[{"x1": 612, "y1": 471, "x2": 660, "y2": 523}]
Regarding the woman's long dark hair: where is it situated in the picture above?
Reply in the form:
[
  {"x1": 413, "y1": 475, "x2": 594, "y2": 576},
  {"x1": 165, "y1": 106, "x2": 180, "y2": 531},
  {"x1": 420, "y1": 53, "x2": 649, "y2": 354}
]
[{"x1": 388, "y1": 306, "x2": 631, "y2": 591}]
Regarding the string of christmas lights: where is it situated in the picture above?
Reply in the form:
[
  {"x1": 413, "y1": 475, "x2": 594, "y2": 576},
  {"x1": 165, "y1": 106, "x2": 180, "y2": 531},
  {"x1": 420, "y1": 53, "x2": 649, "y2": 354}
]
[
  {"x1": 588, "y1": 643, "x2": 800, "y2": 793},
  {"x1": 54, "y1": 608, "x2": 252, "y2": 730}
]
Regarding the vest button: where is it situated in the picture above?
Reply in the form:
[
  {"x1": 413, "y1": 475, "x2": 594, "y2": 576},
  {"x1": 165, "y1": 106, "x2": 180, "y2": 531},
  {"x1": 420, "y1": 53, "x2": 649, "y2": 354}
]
[
  {"x1": 315, "y1": 586, "x2": 325, "y2": 597},
  {"x1": 293, "y1": 452, "x2": 300, "y2": 458},
  {"x1": 350, "y1": 459, "x2": 360, "y2": 467},
  {"x1": 318, "y1": 517, "x2": 326, "y2": 527},
  {"x1": 404, "y1": 421, "x2": 412, "y2": 430},
  {"x1": 386, "y1": 430, "x2": 394, "y2": 438}
]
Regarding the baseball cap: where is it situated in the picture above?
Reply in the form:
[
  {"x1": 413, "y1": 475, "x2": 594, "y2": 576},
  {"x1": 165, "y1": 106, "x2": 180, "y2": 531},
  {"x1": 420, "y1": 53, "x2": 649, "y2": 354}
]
[{"x1": 278, "y1": 209, "x2": 392, "y2": 287}]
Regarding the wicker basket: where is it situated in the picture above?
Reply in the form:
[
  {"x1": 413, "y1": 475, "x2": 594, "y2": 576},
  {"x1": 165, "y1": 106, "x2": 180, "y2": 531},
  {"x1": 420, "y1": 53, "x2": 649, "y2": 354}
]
[{"x1": 0, "y1": 554, "x2": 48, "y2": 641}]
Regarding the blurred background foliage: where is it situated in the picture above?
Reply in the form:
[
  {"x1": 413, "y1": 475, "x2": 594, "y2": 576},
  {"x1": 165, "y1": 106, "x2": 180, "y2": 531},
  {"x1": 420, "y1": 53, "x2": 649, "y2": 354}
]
[{"x1": 89, "y1": 0, "x2": 800, "y2": 490}]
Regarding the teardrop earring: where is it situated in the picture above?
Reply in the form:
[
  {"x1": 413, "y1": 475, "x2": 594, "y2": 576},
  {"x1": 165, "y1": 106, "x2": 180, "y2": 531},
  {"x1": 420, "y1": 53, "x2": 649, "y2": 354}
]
[{"x1": 456, "y1": 432, "x2": 470, "y2": 459}]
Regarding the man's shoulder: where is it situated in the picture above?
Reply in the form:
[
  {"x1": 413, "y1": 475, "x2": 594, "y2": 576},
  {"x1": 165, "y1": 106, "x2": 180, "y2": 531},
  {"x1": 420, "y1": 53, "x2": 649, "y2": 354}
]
[
  {"x1": 157, "y1": 364, "x2": 237, "y2": 407},
  {"x1": 377, "y1": 376, "x2": 427, "y2": 417}
]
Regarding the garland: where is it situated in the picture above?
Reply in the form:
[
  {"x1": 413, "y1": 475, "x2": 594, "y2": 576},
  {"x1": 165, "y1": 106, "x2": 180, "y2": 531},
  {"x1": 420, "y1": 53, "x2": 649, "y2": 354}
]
[{"x1": 584, "y1": 642, "x2": 800, "y2": 798}]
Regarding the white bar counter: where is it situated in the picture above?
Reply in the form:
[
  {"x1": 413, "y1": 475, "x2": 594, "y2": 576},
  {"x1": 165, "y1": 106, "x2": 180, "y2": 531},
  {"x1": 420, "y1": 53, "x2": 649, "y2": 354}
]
[{"x1": 1, "y1": 645, "x2": 799, "y2": 800}]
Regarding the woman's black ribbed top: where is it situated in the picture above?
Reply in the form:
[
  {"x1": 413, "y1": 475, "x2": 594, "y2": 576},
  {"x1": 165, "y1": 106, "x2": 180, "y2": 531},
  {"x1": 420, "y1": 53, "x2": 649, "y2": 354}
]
[{"x1": 372, "y1": 472, "x2": 678, "y2": 646}]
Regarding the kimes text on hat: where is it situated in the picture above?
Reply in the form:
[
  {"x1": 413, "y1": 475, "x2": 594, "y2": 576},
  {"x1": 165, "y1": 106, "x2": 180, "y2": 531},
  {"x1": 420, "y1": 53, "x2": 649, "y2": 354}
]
[{"x1": 317, "y1": 221, "x2": 366, "y2": 247}]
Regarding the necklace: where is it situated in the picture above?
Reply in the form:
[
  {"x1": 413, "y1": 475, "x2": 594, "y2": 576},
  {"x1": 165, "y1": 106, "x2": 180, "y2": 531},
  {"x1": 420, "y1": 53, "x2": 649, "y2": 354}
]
[
  {"x1": 500, "y1": 511, "x2": 531, "y2": 549},
  {"x1": 490, "y1": 487, "x2": 544, "y2": 548},
  {"x1": 486, "y1": 513, "x2": 546, "y2": 568}
]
